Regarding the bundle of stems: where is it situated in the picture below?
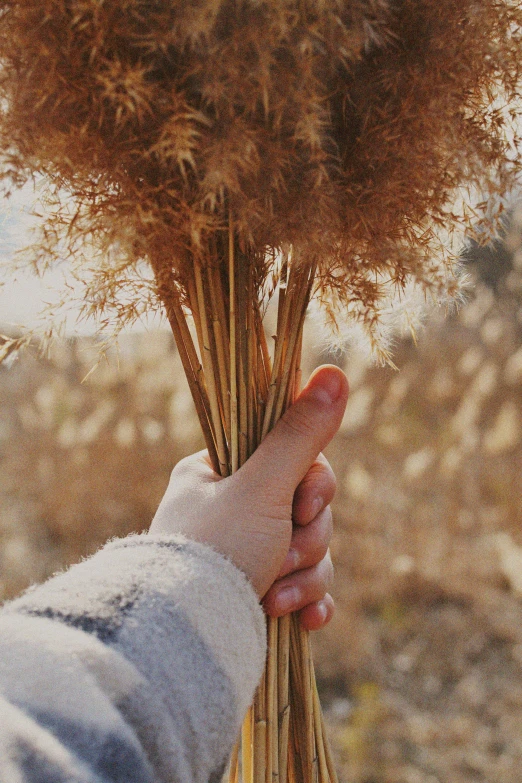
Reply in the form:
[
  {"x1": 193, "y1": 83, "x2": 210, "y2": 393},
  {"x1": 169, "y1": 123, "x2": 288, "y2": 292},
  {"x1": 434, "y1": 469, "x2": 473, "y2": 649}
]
[{"x1": 157, "y1": 219, "x2": 336, "y2": 783}]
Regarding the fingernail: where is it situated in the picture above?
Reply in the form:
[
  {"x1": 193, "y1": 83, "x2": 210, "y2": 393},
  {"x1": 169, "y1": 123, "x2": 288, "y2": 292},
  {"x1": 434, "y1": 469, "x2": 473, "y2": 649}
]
[
  {"x1": 274, "y1": 586, "x2": 300, "y2": 614},
  {"x1": 317, "y1": 601, "x2": 328, "y2": 623},
  {"x1": 309, "y1": 370, "x2": 343, "y2": 405},
  {"x1": 311, "y1": 496, "x2": 323, "y2": 519}
]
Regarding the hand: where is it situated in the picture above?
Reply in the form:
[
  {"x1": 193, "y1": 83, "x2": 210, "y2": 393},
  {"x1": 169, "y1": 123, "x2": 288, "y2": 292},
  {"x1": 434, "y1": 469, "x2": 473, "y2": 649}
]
[{"x1": 149, "y1": 365, "x2": 348, "y2": 630}]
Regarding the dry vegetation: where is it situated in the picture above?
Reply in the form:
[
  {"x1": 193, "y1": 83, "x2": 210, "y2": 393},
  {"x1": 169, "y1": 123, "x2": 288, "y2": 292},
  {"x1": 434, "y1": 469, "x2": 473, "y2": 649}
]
[
  {"x1": 2, "y1": 0, "x2": 522, "y2": 355},
  {"x1": 0, "y1": 331, "x2": 202, "y2": 597},
  {"x1": 2, "y1": 231, "x2": 522, "y2": 781}
]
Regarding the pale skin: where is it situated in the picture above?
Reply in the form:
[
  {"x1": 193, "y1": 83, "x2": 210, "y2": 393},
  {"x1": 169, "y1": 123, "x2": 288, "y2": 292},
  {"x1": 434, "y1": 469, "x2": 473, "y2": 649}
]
[{"x1": 150, "y1": 365, "x2": 349, "y2": 631}]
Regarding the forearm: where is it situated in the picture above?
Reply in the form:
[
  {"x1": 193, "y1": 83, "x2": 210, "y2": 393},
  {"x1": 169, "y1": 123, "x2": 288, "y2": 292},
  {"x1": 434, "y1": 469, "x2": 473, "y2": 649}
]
[{"x1": 0, "y1": 534, "x2": 266, "y2": 783}]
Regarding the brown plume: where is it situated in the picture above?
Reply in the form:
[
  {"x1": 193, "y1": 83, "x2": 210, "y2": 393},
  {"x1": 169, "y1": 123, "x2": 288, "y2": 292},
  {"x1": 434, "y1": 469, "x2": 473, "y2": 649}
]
[{"x1": 0, "y1": 0, "x2": 521, "y2": 351}]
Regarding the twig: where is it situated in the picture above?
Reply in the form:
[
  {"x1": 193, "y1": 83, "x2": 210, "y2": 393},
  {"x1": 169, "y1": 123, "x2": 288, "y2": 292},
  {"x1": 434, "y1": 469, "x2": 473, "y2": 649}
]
[
  {"x1": 193, "y1": 257, "x2": 229, "y2": 475},
  {"x1": 229, "y1": 214, "x2": 239, "y2": 474},
  {"x1": 164, "y1": 295, "x2": 220, "y2": 472}
]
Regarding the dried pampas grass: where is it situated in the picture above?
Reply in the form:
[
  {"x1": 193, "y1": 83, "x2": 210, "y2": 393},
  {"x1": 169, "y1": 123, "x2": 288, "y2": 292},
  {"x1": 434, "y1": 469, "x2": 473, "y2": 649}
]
[
  {"x1": 2, "y1": 1, "x2": 522, "y2": 782},
  {"x1": 1, "y1": 0, "x2": 521, "y2": 347}
]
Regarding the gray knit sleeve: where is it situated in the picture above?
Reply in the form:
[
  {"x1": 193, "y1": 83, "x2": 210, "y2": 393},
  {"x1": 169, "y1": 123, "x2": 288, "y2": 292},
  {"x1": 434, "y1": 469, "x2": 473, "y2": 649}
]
[{"x1": 0, "y1": 534, "x2": 267, "y2": 783}]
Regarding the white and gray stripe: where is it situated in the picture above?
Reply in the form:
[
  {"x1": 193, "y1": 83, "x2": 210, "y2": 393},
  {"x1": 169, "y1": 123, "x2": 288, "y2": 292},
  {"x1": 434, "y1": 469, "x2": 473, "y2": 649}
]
[{"x1": 0, "y1": 534, "x2": 266, "y2": 783}]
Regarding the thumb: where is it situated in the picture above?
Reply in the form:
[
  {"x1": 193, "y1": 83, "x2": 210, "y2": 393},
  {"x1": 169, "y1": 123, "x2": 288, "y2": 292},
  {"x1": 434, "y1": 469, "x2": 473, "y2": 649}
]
[{"x1": 241, "y1": 365, "x2": 348, "y2": 493}]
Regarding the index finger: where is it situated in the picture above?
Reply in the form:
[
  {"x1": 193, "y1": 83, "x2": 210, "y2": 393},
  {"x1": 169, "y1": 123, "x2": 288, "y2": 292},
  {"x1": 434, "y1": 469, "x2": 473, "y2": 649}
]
[{"x1": 292, "y1": 453, "x2": 336, "y2": 526}]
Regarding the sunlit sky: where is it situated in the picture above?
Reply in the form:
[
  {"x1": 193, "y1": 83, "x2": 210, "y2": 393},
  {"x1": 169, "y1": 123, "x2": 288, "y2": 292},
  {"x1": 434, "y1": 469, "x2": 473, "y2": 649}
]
[
  {"x1": 0, "y1": 183, "x2": 161, "y2": 336},
  {"x1": 0, "y1": 183, "x2": 81, "y2": 333}
]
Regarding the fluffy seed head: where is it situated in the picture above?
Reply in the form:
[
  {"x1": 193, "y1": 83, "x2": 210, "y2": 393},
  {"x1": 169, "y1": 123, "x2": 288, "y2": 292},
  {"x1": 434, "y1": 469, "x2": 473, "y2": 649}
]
[{"x1": 1, "y1": 0, "x2": 521, "y2": 352}]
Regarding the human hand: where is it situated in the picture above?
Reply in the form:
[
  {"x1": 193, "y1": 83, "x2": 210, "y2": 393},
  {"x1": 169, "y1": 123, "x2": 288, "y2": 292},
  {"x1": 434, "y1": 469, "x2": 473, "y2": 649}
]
[{"x1": 149, "y1": 365, "x2": 348, "y2": 630}]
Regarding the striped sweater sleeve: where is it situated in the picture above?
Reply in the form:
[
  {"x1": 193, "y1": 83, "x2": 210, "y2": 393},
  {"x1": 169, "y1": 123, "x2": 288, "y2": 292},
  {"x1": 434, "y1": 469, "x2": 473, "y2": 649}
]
[{"x1": 0, "y1": 534, "x2": 267, "y2": 783}]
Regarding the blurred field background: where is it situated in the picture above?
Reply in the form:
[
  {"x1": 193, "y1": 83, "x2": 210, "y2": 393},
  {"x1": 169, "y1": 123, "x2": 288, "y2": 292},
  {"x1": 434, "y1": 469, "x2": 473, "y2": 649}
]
[{"x1": 3, "y1": 216, "x2": 522, "y2": 782}]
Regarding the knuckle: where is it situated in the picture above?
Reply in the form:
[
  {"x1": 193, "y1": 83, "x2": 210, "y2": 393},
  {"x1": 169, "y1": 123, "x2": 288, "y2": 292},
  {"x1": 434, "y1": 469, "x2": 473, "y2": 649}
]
[
  {"x1": 280, "y1": 405, "x2": 316, "y2": 440},
  {"x1": 322, "y1": 462, "x2": 337, "y2": 500},
  {"x1": 171, "y1": 456, "x2": 191, "y2": 478},
  {"x1": 312, "y1": 507, "x2": 332, "y2": 546},
  {"x1": 302, "y1": 461, "x2": 337, "y2": 503},
  {"x1": 309, "y1": 459, "x2": 334, "y2": 485},
  {"x1": 312, "y1": 525, "x2": 330, "y2": 561}
]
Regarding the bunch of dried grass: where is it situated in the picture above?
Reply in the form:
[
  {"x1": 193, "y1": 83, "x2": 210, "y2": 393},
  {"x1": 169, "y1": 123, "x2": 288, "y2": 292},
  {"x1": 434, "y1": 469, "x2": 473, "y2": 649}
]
[
  {"x1": 1, "y1": 1, "x2": 522, "y2": 782},
  {"x1": 2, "y1": 0, "x2": 521, "y2": 346}
]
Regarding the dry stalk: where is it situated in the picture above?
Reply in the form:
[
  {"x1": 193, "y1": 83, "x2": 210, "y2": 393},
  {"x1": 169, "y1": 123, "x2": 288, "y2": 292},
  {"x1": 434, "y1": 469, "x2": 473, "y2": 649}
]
[
  {"x1": 192, "y1": 259, "x2": 229, "y2": 475},
  {"x1": 254, "y1": 670, "x2": 267, "y2": 783},
  {"x1": 266, "y1": 616, "x2": 278, "y2": 783},
  {"x1": 170, "y1": 230, "x2": 334, "y2": 783},
  {"x1": 163, "y1": 294, "x2": 219, "y2": 472},
  {"x1": 229, "y1": 219, "x2": 239, "y2": 475},
  {"x1": 207, "y1": 261, "x2": 231, "y2": 440},
  {"x1": 230, "y1": 739, "x2": 240, "y2": 783},
  {"x1": 243, "y1": 707, "x2": 254, "y2": 783},
  {"x1": 277, "y1": 614, "x2": 291, "y2": 783}
]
